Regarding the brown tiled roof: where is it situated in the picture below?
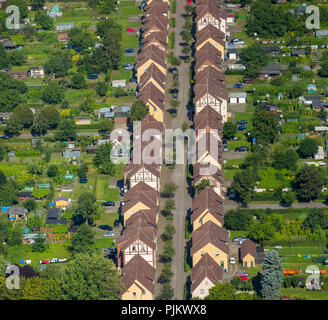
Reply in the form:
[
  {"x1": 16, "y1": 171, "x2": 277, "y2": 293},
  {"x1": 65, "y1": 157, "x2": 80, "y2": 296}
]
[
  {"x1": 142, "y1": 14, "x2": 169, "y2": 31},
  {"x1": 130, "y1": 136, "x2": 163, "y2": 166},
  {"x1": 138, "y1": 82, "x2": 165, "y2": 111},
  {"x1": 144, "y1": 0, "x2": 169, "y2": 15},
  {"x1": 123, "y1": 163, "x2": 160, "y2": 180},
  {"x1": 195, "y1": 43, "x2": 223, "y2": 73},
  {"x1": 194, "y1": 76, "x2": 228, "y2": 102},
  {"x1": 196, "y1": 131, "x2": 223, "y2": 164},
  {"x1": 196, "y1": 24, "x2": 225, "y2": 48},
  {"x1": 192, "y1": 162, "x2": 223, "y2": 185},
  {"x1": 194, "y1": 105, "x2": 223, "y2": 132},
  {"x1": 136, "y1": 45, "x2": 167, "y2": 70},
  {"x1": 191, "y1": 253, "x2": 223, "y2": 292},
  {"x1": 191, "y1": 187, "x2": 224, "y2": 222},
  {"x1": 121, "y1": 255, "x2": 155, "y2": 294},
  {"x1": 195, "y1": 65, "x2": 225, "y2": 84},
  {"x1": 240, "y1": 239, "x2": 257, "y2": 260},
  {"x1": 141, "y1": 31, "x2": 168, "y2": 50},
  {"x1": 117, "y1": 213, "x2": 157, "y2": 251},
  {"x1": 190, "y1": 221, "x2": 229, "y2": 256},
  {"x1": 122, "y1": 181, "x2": 159, "y2": 213},
  {"x1": 195, "y1": 0, "x2": 227, "y2": 19},
  {"x1": 139, "y1": 63, "x2": 166, "y2": 91},
  {"x1": 141, "y1": 18, "x2": 169, "y2": 35},
  {"x1": 125, "y1": 209, "x2": 158, "y2": 228}
]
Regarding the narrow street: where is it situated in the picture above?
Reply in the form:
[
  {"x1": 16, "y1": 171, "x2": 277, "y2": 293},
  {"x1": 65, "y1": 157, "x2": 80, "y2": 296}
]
[{"x1": 164, "y1": 0, "x2": 192, "y2": 300}]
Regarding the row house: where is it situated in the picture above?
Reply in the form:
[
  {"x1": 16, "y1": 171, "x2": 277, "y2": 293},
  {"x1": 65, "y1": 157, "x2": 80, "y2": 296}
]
[
  {"x1": 190, "y1": 253, "x2": 223, "y2": 299},
  {"x1": 191, "y1": 187, "x2": 224, "y2": 231},
  {"x1": 190, "y1": 220, "x2": 230, "y2": 270},
  {"x1": 121, "y1": 255, "x2": 156, "y2": 300},
  {"x1": 117, "y1": 213, "x2": 158, "y2": 268},
  {"x1": 195, "y1": 0, "x2": 226, "y2": 33},
  {"x1": 195, "y1": 24, "x2": 225, "y2": 58},
  {"x1": 122, "y1": 181, "x2": 159, "y2": 226},
  {"x1": 190, "y1": 0, "x2": 228, "y2": 300},
  {"x1": 121, "y1": 0, "x2": 169, "y2": 301}
]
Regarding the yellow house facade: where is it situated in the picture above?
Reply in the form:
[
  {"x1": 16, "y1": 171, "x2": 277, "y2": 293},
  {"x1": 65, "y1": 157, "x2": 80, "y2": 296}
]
[
  {"x1": 146, "y1": 100, "x2": 164, "y2": 123},
  {"x1": 123, "y1": 202, "x2": 152, "y2": 226},
  {"x1": 137, "y1": 60, "x2": 166, "y2": 83},
  {"x1": 242, "y1": 253, "x2": 256, "y2": 268},
  {"x1": 122, "y1": 281, "x2": 154, "y2": 300},
  {"x1": 192, "y1": 243, "x2": 228, "y2": 270},
  {"x1": 192, "y1": 209, "x2": 223, "y2": 231}
]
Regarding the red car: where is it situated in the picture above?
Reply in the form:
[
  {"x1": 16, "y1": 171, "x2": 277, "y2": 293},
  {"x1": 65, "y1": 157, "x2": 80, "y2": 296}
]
[
  {"x1": 240, "y1": 276, "x2": 250, "y2": 281},
  {"x1": 187, "y1": 0, "x2": 192, "y2": 3},
  {"x1": 126, "y1": 28, "x2": 137, "y2": 32}
]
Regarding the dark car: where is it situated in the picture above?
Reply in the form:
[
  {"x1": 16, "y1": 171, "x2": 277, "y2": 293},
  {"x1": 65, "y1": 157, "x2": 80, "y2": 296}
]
[
  {"x1": 79, "y1": 178, "x2": 88, "y2": 183},
  {"x1": 237, "y1": 120, "x2": 247, "y2": 126},
  {"x1": 172, "y1": 94, "x2": 178, "y2": 100},
  {"x1": 170, "y1": 67, "x2": 178, "y2": 73},
  {"x1": 179, "y1": 55, "x2": 189, "y2": 60},
  {"x1": 102, "y1": 201, "x2": 115, "y2": 207},
  {"x1": 233, "y1": 83, "x2": 244, "y2": 89},
  {"x1": 237, "y1": 125, "x2": 247, "y2": 131},
  {"x1": 1, "y1": 135, "x2": 10, "y2": 139},
  {"x1": 31, "y1": 227, "x2": 40, "y2": 232},
  {"x1": 235, "y1": 146, "x2": 249, "y2": 152},
  {"x1": 129, "y1": 77, "x2": 137, "y2": 83},
  {"x1": 87, "y1": 74, "x2": 98, "y2": 79},
  {"x1": 169, "y1": 108, "x2": 177, "y2": 115},
  {"x1": 114, "y1": 220, "x2": 120, "y2": 227},
  {"x1": 170, "y1": 88, "x2": 179, "y2": 94},
  {"x1": 98, "y1": 225, "x2": 113, "y2": 231},
  {"x1": 124, "y1": 48, "x2": 135, "y2": 53}
]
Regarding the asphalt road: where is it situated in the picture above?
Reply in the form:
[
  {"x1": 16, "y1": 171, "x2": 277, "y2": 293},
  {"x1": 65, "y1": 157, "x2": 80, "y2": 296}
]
[{"x1": 168, "y1": 0, "x2": 192, "y2": 300}]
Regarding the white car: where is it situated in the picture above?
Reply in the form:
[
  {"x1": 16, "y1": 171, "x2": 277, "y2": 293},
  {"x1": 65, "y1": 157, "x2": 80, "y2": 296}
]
[{"x1": 230, "y1": 257, "x2": 236, "y2": 264}]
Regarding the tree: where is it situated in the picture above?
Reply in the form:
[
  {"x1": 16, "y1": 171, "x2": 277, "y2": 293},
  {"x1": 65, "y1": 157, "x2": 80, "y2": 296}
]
[
  {"x1": 34, "y1": 10, "x2": 53, "y2": 30},
  {"x1": 272, "y1": 149, "x2": 298, "y2": 171},
  {"x1": 160, "y1": 241, "x2": 175, "y2": 262},
  {"x1": 31, "y1": 114, "x2": 49, "y2": 136},
  {"x1": 42, "y1": 82, "x2": 65, "y2": 104},
  {"x1": 302, "y1": 210, "x2": 328, "y2": 232},
  {"x1": 162, "y1": 199, "x2": 175, "y2": 216},
  {"x1": 0, "y1": 144, "x2": 6, "y2": 162},
  {"x1": 0, "y1": 171, "x2": 6, "y2": 186},
  {"x1": 40, "y1": 106, "x2": 61, "y2": 130},
  {"x1": 70, "y1": 73, "x2": 86, "y2": 89},
  {"x1": 184, "y1": 4, "x2": 194, "y2": 15},
  {"x1": 99, "y1": 118, "x2": 114, "y2": 136},
  {"x1": 182, "y1": 46, "x2": 191, "y2": 55},
  {"x1": 223, "y1": 122, "x2": 237, "y2": 140},
  {"x1": 22, "y1": 277, "x2": 45, "y2": 300},
  {"x1": 195, "y1": 179, "x2": 212, "y2": 194},
  {"x1": 4, "y1": 104, "x2": 33, "y2": 136},
  {"x1": 319, "y1": 61, "x2": 328, "y2": 78},
  {"x1": 99, "y1": 0, "x2": 116, "y2": 14},
  {"x1": 30, "y1": 0, "x2": 45, "y2": 10},
  {"x1": 68, "y1": 27, "x2": 94, "y2": 50},
  {"x1": 231, "y1": 170, "x2": 258, "y2": 205},
  {"x1": 44, "y1": 51, "x2": 72, "y2": 78},
  {"x1": 252, "y1": 109, "x2": 279, "y2": 146},
  {"x1": 77, "y1": 165, "x2": 88, "y2": 180},
  {"x1": 261, "y1": 250, "x2": 283, "y2": 300},
  {"x1": 182, "y1": 31, "x2": 192, "y2": 43},
  {"x1": 162, "y1": 223, "x2": 176, "y2": 241},
  {"x1": 75, "y1": 192, "x2": 98, "y2": 224},
  {"x1": 162, "y1": 182, "x2": 177, "y2": 198},
  {"x1": 156, "y1": 283, "x2": 174, "y2": 300},
  {"x1": 70, "y1": 224, "x2": 95, "y2": 255},
  {"x1": 298, "y1": 138, "x2": 318, "y2": 159},
  {"x1": 54, "y1": 119, "x2": 77, "y2": 141},
  {"x1": 93, "y1": 143, "x2": 115, "y2": 175},
  {"x1": 280, "y1": 190, "x2": 295, "y2": 206},
  {"x1": 158, "y1": 263, "x2": 173, "y2": 284},
  {"x1": 205, "y1": 283, "x2": 237, "y2": 300},
  {"x1": 32, "y1": 235, "x2": 47, "y2": 252},
  {"x1": 47, "y1": 165, "x2": 58, "y2": 177},
  {"x1": 239, "y1": 43, "x2": 267, "y2": 78},
  {"x1": 224, "y1": 210, "x2": 253, "y2": 231},
  {"x1": 60, "y1": 252, "x2": 122, "y2": 300},
  {"x1": 293, "y1": 166, "x2": 323, "y2": 202},
  {"x1": 96, "y1": 82, "x2": 108, "y2": 96},
  {"x1": 129, "y1": 100, "x2": 149, "y2": 123},
  {"x1": 24, "y1": 199, "x2": 36, "y2": 212},
  {"x1": 247, "y1": 221, "x2": 275, "y2": 243}
]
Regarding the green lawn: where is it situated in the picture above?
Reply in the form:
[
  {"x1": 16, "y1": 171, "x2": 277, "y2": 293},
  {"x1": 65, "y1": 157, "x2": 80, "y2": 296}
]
[
  {"x1": 94, "y1": 238, "x2": 116, "y2": 248},
  {"x1": 234, "y1": 112, "x2": 254, "y2": 128},
  {"x1": 94, "y1": 176, "x2": 119, "y2": 201},
  {"x1": 72, "y1": 175, "x2": 97, "y2": 200},
  {"x1": 280, "y1": 288, "x2": 328, "y2": 300},
  {"x1": 223, "y1": 159, "x2": 244, "y2": 179}
]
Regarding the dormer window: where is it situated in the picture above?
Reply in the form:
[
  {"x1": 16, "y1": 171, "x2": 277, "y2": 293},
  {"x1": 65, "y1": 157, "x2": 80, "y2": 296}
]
[{"x1": 132, "y1": 246, "x2": 137, "y2": 253}]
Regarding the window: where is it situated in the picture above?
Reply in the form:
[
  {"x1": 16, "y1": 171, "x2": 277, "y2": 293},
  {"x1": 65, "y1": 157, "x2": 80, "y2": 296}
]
[
  {"x1": 215, "y1": 252, "x2": 219, "y2": 256},
  {"x1": 200, "y1": 289, "x2": 204, "y2": 294},
  {"x1": 133, "y1": 292, "x2": 136, "y2": 297},
  {"x1": 140, "y1": 245, "x2": 145, "y2": 252},
  {"x1": 201, "y1": 251, "x2": 205, "y2": 256},
  {"x1": 142, "y1": 289, "x2": 146, "y2": 295},
  {"x1": 132, "y1": 246, "x2": 137, "y2": 253}
]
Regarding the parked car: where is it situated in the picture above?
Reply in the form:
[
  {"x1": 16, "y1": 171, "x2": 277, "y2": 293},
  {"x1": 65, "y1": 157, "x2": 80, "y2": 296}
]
[
  {"x1": 234, "y1": 271, "x2": 249, "y2": 277},
  {"x1": 237, "y1": 125, "x2": 247, "y2": 131},
  {"x1": 170, "y1": 67, "x2": 178, "y2": 73},
  {"x1": 233, "y1": 83, "x2": 244, "y2": 89},
  {"x1": 232, "y1": 237, "x2": 247, "y2": 244},
  {"x1": 241, "y1": 276, "x2": 250, "y2": 280},
  {"x1": 237, "y1": 120, "x2": 247, "y2": 126},
  {"x1": 104, "y1": 247, "x2": 117, "y2": 253},
  {"x1": 173, "y1": 73, "x2": 179, "y2": 79},
  {"x1": 170, "y1": 88, "x2": 179, "y2": 94},
  {"x1": 79, "y1": 178, "x2": 88, "y2": 183},
  {"x1": 114, "y1": 220, "x2": 120, "y2": 227},
  {"x1": 103, "y1": 232, "x2": 115, "y2": 238},
  {"x1": 123, "y1": 63, "x2": 134, "y2": 70},
  {"x1": 1, "y1": 135, "x2": 10, "y2": 139},
  {"x1": 98, "y1": 225, "x2": 113, "y2": 231},
  {"x1": 223, "y1": 144, "x2": 228, "y2": 152},
  {"x1": 87, "y1": 74, "x2": 98, "y2": 79},
  {"x1": 172, "y1": 94, "x2": 178, "y2": 100},
  {"x1": 124, "y1": 48, "x2": 135, "y2": 53},
  {"x1": 129, "y1": 77, "x2": 137, "y2": 83},
  {"x1": 235, "y1": 146, "x2": 249, "y2": 152},
  {"x1": 126, "y1": 27, "x2": 137, "y2": 32},
  {"x1": 179, "y1": 55, "x2": 189, "y2": 60},
  {"x1": 169, "y1": 108, "x2": 177, "y2": 115},
  {"x1": 102, "y1": 201, "x2": 115, "y2": 207},
  {"x1": 230, "y1": 257, "x2": 236, "y2": 264}
]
